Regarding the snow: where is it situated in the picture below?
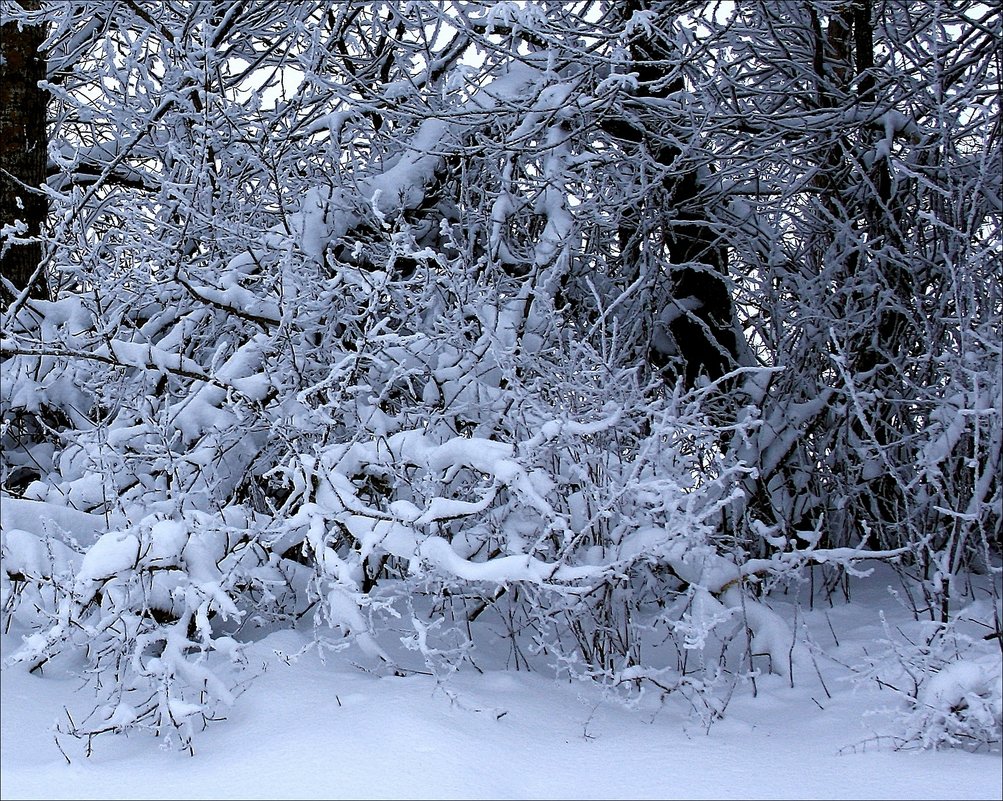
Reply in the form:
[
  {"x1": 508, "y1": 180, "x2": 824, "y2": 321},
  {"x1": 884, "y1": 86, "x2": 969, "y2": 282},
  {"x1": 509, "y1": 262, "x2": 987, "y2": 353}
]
[
  {"x1": 1, "y1": 528, "x2": 80, "y2": 580},
  {"x1": 74, "y1": 530, "x2": 141, "y2": 588},
  {"x1": 0, "y1": 497, "x2": 103, "y2": 548},
  {"x1": 920, "y1": 657, "x2": 1003, "y2": 715},
  {"x1": 2, "y1": 572, "x2": 1000, "y2": 801}
]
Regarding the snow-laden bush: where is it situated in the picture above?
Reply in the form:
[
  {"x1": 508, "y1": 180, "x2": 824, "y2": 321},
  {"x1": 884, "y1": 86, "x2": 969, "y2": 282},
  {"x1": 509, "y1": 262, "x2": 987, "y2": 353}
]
[
  {"x1": 0, "y1": 270, "x2": 773, "y2": 747},
  {"x1": 854, "y1": 614, "x2": 1002, "y2": 752},
  {"x1": 908, "y1": 656, "x2": 1002, "y2": 750},
  {"x1": 276, "y1": 325, "x2": 759, "y2": 682},
  {"x1": 3, "y1": 508, "x2": 264, "y2": 753}
]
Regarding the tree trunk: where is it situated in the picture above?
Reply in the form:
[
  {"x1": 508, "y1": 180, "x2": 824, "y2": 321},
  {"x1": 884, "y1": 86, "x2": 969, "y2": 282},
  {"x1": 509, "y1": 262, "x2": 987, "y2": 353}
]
[
  {"x1": 1, "y1": 0, "x2": 49, "y2": 302},
  {"x1": 615, "y1": 0, "x2": 743, "y2": 387}
]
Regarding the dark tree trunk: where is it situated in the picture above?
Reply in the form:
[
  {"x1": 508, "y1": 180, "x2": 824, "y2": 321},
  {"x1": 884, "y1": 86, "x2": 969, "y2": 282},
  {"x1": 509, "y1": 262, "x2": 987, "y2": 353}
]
[
  {"x1": 615, "y1": 0, "x2": 743, "y2": 387},
  {"x1": 1, "y1": 0, "x2": 49, "y2": 302},
  {"x1": 808, "y1": 1, "x2": 915, "y2": 543}
]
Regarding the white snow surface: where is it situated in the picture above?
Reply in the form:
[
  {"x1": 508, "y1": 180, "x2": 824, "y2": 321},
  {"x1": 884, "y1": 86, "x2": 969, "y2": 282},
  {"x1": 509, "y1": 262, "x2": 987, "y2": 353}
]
[{"x1": 1, "y1": 573, "x2": 1000, "y2": 801}]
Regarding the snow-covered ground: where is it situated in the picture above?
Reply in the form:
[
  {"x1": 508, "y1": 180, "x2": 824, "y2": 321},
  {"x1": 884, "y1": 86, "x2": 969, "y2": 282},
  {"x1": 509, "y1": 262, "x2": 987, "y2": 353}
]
[{"x1": 2, "y1": 570, "x2": 1000, "y2": 801}]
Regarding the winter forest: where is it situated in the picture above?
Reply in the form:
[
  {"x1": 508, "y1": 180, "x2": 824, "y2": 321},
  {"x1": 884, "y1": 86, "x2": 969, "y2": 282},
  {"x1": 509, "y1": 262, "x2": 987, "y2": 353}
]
[{"x1": 0, "y1": 0, "x2": 1000, "y2": 786}]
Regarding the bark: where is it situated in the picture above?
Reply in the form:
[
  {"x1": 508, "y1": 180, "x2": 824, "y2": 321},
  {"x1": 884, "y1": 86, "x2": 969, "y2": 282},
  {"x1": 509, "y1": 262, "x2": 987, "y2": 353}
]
[
  {"x1": 616, "y1": 0, "x2": 743, "y2": 387},
  {"x1": 811, "y1": 1, "x2": 915, "y2": 542},
  {"x1": 1, "y1": 0, "x2": 49, "y2": 302}
]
